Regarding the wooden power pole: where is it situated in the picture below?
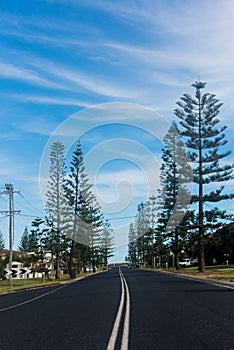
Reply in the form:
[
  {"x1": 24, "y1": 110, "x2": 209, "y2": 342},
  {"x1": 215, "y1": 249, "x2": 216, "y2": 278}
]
[{"x1": 0, "y1": 184, "x2": 21, "y2": 287}]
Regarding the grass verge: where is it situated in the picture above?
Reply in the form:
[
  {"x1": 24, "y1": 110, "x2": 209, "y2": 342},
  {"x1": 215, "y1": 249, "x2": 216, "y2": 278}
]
[
  {"x1": 164, "y1": 264, "x2": 234, "y2": 283},
  {"x1": 0, "y1": 271, "x2": 101, "y2": 294}
]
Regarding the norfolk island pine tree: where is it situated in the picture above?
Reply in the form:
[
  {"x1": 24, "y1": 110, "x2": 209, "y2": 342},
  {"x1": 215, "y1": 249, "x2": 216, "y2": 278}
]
[{"x1": 175, "y1": 80, "x2": 234, "y2": 272}]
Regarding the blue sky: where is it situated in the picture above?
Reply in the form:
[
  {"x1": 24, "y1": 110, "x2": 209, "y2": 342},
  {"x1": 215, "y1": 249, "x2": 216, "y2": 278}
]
[{"x1": 0, "y1": 0, "x2": 234, "y2": 262}]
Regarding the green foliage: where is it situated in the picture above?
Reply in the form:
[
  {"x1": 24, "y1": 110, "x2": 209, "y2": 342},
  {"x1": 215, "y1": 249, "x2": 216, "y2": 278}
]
[
  {"x1": 64, "y1": 141, "x2": 99, "y2": 272},
  {"x1": 45, "y1": 141, "x2": 70, "y2": 279},
  {"x1": 0, "y1": 231, "x2": 5, "y2": 251},
  {"x1": 128, "y1": 222, "x2": 138, "y2": 263},
  {"x1": 4, "y1": 251, "x2": 24, "y2": 264},
  {"x1": 157, "y1": 122, "x2": 192, "y2": 268},
  {"x1": 0, "y1": 260, "x2": 5, "y2": 279},
  {"x1": 175, "y1": 80, "x2": 234, "y2": 205},
  {"x1": 128, "y1": 80, "x2": 234, "y2": 271},
  {"x1": 205, "y1": 222, "x2": 234, "y2": 264},
  {"x1": 174, "y1": 80, "x2": 234, "y2": 272},
  {"x1": 18, "y1": 226, "x2": 29, "y2": 252},
  {"x1": 99, "y1": 220, "x2": 115, "y2": 266},
  {"x1": 127, "y1": 201, "x2": 155, "y2": 266}
]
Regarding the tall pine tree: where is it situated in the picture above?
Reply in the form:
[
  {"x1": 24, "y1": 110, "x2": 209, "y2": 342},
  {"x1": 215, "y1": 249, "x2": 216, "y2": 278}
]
[
  {"x1": 99, "y1": 220, "x2": 115, "y2": 268},
  {"x1": 175, "y1": 80, "x2": 234, "y2": 272},
  {"x1": 85, "y1": 195, "x2": 104, "y2": 272},
  {"x1": 157, "y1": 122, "x2": 192, "y2": 269},
  {"x1": 18, "y1": 226, "x2": 29, "y2": 252},
  {"x1": 135, "y1": 202, "x2": 150, "y2": 266},
  {"x1": 65, "y1": 141, "x2": 94, "y2": 273},
  {"x1": 45, "y1": 141, "x2": 70, "y2": 279},
  {"x1": 128, "y1": 222, "x2": 138, "y2": 264}
]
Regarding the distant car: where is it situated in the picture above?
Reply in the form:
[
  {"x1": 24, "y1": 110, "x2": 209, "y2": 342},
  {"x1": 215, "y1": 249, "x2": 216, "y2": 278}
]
[
  {"x1": 85, "y1": 266, "x2": 96, "y2": 272},
  {"x1": 129, "y1": 263, "x2": 140, "y2": 269},
  {"x1": 179, "y1": 258, "x2": 191, "y2": 267}
]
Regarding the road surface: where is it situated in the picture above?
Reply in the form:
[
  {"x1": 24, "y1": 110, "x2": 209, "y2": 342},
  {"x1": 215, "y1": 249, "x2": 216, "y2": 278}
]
[{"x1": 0, "y1": 267, "x2": 233, "y2": 349}]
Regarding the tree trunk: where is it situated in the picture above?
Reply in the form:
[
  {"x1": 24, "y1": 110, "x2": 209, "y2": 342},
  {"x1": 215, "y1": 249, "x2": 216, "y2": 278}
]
[
  {"x1": 198, "y1": 89, "x2": 205, "y2": 273},
  {"x1": 55, "y1": 253, "x2": 60, "y2": 279},
  {"x1": 77, "y1": 248, "x2": 81, "y2": 274}
]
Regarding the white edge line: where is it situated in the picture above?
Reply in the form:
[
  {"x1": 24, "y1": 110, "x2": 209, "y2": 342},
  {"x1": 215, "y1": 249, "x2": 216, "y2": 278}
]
[
  {"x1": 157, "y1": 269, "x2": 234, "y2": 290},
  {"x1": 106, "y1": 268, "x2": 125, "y2": 350},
  {"x1": 0, "y1": 284, "x2": 68, "y2": 312}
]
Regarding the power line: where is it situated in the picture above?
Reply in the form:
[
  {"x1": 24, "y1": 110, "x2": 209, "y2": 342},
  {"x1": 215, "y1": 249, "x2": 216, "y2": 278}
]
[
  {"x1": 108, "y1": 216, "x2": 136, "y2": 221},
  {"x1": 18, "y1": 193, "x2": 43, "y2": 216},
  {"x1": 14, "y1": 197, "x2": 38, "y2": 216},
  {"x1": 0, "y1": 195, "x2": 9, "y2": 204},
  {"x1": 0, "y1": 216, "x2": 8, "y2": 222}
]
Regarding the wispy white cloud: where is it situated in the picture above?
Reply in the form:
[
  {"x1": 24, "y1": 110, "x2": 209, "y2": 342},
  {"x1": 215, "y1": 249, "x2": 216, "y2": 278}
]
[
  {"x1": 0, "y1": 161, "x2": 37, "y2": 181},
  {"x1": 8, "y1": 93, "x2": 90, "y2": 108},
  {"x1": 0, "y1": 61, "x2": 68, "y2": 90},
  {"x1": 0, "y1": 8, "x2": 103, "y2": 40},
  {"x1": 2, "y1": 1, "x2": 233, "y2": 116},
  {"x1": 13, "y1": 117, "x2": 59, "y2": 136},
  {"x1": 2, "y1": 1, "x2": 234, "y2": 108},
  {"x1": 0, "y1": 51, "x2": 139, "y2": 100},
  {"x1": 86, "y1": 148, "x2": 161, "y2": 191},
  {"x1": 94, "y1": 168, "x2": 151, "y2": 212},
  {"x1": 0, "y1": 131, "x2": 23, "y2": 141},
  {"x1": 26, "y1": 57, "x2": 138, "y2": 99}
]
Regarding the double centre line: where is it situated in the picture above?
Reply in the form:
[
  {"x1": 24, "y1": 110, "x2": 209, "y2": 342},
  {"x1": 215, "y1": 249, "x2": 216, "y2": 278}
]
[{"x1": 106, "y1": 268, "x2": 130, "y2": 350}]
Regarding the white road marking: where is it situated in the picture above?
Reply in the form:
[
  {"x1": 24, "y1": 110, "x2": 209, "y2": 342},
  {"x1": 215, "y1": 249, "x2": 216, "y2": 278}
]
[
  {"x1": 0, "y1": 275, "x2": 88, "y2": 313},
  {"x1": 120, "y1": 270, "x2": 130, "y2": 350},
  {"x1": 106, "y1": 268, "x2": 131, "y2": 350},
  {"x1": 106, "y1": 268, "x2": 125, "y2": 350},
  {"x1": 0, "y1": 284, "x2": 68, "y2": 312},
  {"x1": 211, "y1": 283, "x2": 234, "y2": 290},
  {"x1": 159, "y1": 269, "x2": 234, "y2": 290}
]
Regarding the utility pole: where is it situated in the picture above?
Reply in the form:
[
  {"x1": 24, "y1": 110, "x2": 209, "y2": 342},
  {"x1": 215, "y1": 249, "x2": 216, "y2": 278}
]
[{"x1": 0, "y1": 184, "x2": 21, "y2": 288}]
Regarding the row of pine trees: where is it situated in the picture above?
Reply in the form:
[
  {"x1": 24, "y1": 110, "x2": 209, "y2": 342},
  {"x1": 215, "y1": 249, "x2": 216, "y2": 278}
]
[
  {"x1": 18, "y1": 141, "x2": 115, "y2": 279},
  {"x1": 128, "y1": 80, "x2": 234, "y2": 272}
]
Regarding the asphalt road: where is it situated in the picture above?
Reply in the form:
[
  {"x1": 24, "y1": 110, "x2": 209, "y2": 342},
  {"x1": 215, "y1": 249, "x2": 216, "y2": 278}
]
[{"x1": 0, "y1": 267, "x2": 233, "y2": 350}]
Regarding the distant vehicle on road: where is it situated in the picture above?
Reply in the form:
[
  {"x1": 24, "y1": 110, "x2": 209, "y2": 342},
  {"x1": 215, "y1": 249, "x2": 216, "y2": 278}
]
[{"x1": 129, "y1": 263, "x2": 140, "y2": 269}]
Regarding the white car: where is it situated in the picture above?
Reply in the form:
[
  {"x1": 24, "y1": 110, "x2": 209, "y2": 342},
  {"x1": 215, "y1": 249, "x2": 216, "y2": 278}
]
[{"x1": 179, "y1": 258, "x2": 191, "y2": 267}]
